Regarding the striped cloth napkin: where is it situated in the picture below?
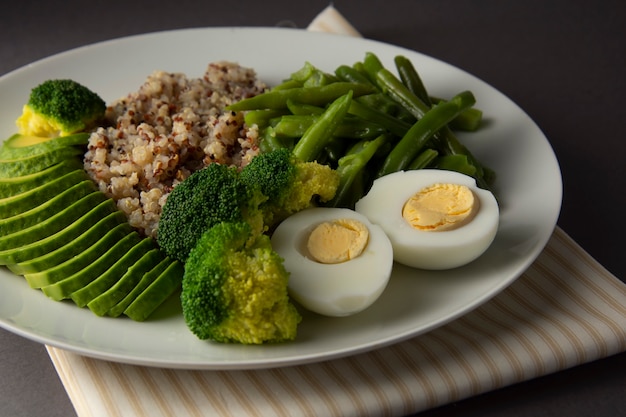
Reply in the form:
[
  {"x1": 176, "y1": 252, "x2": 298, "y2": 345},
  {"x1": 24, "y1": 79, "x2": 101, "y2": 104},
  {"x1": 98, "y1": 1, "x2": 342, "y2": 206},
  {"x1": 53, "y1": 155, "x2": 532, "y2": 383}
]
[{"x1": 46, "y1": 6, "x2": 626, "y2": 417}]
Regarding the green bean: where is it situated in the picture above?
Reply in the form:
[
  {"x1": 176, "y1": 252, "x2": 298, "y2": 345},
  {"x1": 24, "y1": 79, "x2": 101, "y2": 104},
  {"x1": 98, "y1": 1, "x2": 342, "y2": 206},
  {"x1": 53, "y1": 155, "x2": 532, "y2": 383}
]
[
  {"x1": 320, "y1": 138, "x2": 350, "y2": 166},
  {"x1": 362, "y1": 52, "x2": 385, "y2": 85},
  {"x1": 394, "y1": 56, "x2": 484, "y2": 131},
  {"x1": 334, "y1": 65, "x2": 377, "y2": 87},
  {"x1": 272, "y1": 116, "x2": 314, "y2": 137},
  {"x1": 290, "y1": 61, "x2": 317, "y2": 82},
  {"x1": 373, "y1": 64, "x2": 493, "y2": 188},
  {"x1": 378, "y1": 90, "x2": 476, "y2": 177},
  {"x1": 453, "y1": 107, "x2": 483, "y2": 131},
  {"x1": 348, "y1": 99, "x2": 411, "y2": 137},
  {"x1": 432, "y1": 126, "x2": 485, "y2": 167},
  {"x1": 286, "y1": 100, "x2": 324, "y2": 116},
  {"x1": 355, "y1": 93, "x2": 415, "y2": 122},
  {"x1": 289, "y1": 61, "x2": 339, "y2": 87},
  {"x1": 292, "y1": 91, "x2": 353, "y2": 162},
  {"x1": 430, "y1": 97, "x2": 483, "y2": 131},
  {"x1": 273, "y1": 114, "x2": 386, "y2": 140},
  {"x1": 375, "y1": 67, "x2": 431, "y2": 119},
  {"x1": 325, "y1": 134, "x2": 388, "y2": 208},
  {"x1": 258, "y1": 126, "x2": 294, "y2": 153},
  {"x1": 243, "y1": 109, "x2": 287, "y2": 128},
  {"x1": 351, "y1": 61, "x2": 371, "y2": 82},
  {"x1": 394, "y1": 55, "x2": 432, "y2": 106},
  {"x1": 303, "y1": 70, "x2": 340, "y2": 87},
  {"x1": 226, "y1": 82, "x2": 374, "y2": 111},
  {"x1": 270, "y1": 79, "x2": 302, "y2": 91},
  {"x1": 407, "y1": 148, "x2": 439, "y2": 170},
  {"x1": 434, "y1": 154, "x2": 478, "y2": 177}
]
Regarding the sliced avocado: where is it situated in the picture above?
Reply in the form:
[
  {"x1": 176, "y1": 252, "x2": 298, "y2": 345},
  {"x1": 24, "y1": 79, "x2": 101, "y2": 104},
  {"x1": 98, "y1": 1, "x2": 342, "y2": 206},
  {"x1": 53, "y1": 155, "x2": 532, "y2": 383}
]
[
  {"x1": 87, "y1": 248, "x2": 165, "y2": 316},
  {"x1": 0, "y1": 191, "x2": 107, "y2": 252},
  {"x1": 124, "y1": 259, "x2": 184, "y2": 321},
  {"x1": 0, "y1": 133, "x2": 89, "y2": 159},
  {"x1": 26, "y1": 222, "x2": 134, "y2": 289},
  {"x1": 0, "y1": 159, "x2": 83, "y2": 199},
  {"x1": 0, "y1": 169, "x2": 93, "y2": 219},
  {"x1": 71, "y1": 237, "x2": 158, "y2": 307},
  {"x1": 41, "y1": 230, "x2": 141, "y2": 301},
  {"x1": 0, "y1": 180, "x2": 97, "y2": 237},
  {"x1": 106, "y1": 256, "x2": 172, "y2": 318},
  {"x1": 8, "y1": 210, "x2": 128, "y2": 275},
  {"x1": 0, "y1": 147, "x2": 83, "y2": 178},
  {"x1": 0, "y1": 200, "x2": 119, "y2": 266}
]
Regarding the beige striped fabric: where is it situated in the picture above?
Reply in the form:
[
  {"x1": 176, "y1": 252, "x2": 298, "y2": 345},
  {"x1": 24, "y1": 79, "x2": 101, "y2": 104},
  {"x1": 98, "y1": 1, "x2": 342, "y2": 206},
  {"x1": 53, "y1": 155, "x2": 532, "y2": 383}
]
[{"x1": 46, "y1": 226, "x2": 626, "y2": 417}]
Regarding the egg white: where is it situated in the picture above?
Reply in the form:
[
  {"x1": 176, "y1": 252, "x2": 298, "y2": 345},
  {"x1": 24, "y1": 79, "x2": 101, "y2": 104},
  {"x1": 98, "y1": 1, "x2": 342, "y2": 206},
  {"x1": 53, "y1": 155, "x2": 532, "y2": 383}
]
[
  {"x1": 271, "y1": 207, "x2": 393, "y2": 317},
  {"x1": 355, "y1": 169, "x2": 499, "y2": 270}
]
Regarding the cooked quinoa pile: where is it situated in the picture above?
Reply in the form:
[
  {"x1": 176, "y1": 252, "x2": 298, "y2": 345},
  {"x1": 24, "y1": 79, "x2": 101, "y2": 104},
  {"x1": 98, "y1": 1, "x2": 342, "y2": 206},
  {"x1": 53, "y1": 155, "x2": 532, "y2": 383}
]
[{"x1": 84, "y1": 61, "x2": 268, "y2": 239}]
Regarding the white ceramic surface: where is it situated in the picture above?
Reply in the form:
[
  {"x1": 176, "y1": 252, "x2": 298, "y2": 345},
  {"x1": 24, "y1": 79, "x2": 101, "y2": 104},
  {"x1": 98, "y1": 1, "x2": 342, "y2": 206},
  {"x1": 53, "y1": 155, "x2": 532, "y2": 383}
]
[{"x1": 0, "y1": 27, "x2": 562, "y2": 370}]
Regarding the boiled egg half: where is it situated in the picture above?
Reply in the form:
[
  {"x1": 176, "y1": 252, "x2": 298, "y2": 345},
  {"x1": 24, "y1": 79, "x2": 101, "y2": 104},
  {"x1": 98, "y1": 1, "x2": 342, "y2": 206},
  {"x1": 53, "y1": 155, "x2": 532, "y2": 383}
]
[
  {"x1": 271, "y1": 207, "x2": 393, "y2": 317},
  {"x1": 355, "y1": 169, "x2": 499, "y2": 270}
]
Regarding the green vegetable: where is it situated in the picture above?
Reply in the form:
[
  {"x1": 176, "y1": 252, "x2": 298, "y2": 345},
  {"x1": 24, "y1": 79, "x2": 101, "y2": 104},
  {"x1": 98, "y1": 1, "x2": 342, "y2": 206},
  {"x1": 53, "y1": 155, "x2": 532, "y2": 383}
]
[
  {"x1": 0, "y1": 159, "x2": 83, "y2": 199},
  {"x1": 348, "y1": 99, "x2": 411, "y2": 137},
  {"x1": 394, "y1": 55, "x2": 432, "y2": 106},
  {"x1": 16, "y1": 79, "x2": 106, "y2": 137},
  {"x1": 368, "y1": 55, "x2": 494, "y2": 189},
  {"x1": 334, "y1": 64, "x2": 376, "y2": 86},
  {"x1": 394, "y1": 55, "x2": 483, "y2": 132},
  {"x1": 239, "y1": 147, "x2": 340, "y2": 229},
  {"x1": 374, "y1": 67, "x2": 433, "y2": 120},
  {"x1": 225, "y1": 82, "x2": 374, "y2": 111},
  {"x1": 430, "y1": 96, "x2": 483, "y2": 132},
  {"x1": 325, "y1": 134, "x2": 389, "y2": 209},
  {"x1": 377, "y1": 90, "x2": 476, "y2": 176},
  {"x1": 272, "y1": 114, "x2": 386, "y2": 140},
  {"x1": 361, "y1": 52, "x2": 385, "y2": 85},
  {"x1": 292, "y1": 91, "x2": 353, "y2": 162},
  {"x1": 123, "y1": 258, "x2": 184, "y2": 321},
  {"x1": 181, "y1": 221, "x2": 301, "y2": 344},
  {"x1": 236, "y1": 52, "x2": 496, "y2": 210},
  {"x1": 0, "y1": 132, "x2": 89, "y2": 159},
  {"x1": 407, "y1": 148, "x2": 439, "y2": 170},
  {"x1": 157, "y1": 163, "x2": 265, "y2": 264}
]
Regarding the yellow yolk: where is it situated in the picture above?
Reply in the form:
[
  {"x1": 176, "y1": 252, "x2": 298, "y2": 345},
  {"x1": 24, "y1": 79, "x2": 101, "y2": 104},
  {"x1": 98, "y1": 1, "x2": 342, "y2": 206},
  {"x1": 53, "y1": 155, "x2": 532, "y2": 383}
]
[
  {"x1": 402, "y1": 183, "x2": 478, "y2": 231},
  {"x1": 307, "y1": 219, "x2": 370, "y2": 264}
]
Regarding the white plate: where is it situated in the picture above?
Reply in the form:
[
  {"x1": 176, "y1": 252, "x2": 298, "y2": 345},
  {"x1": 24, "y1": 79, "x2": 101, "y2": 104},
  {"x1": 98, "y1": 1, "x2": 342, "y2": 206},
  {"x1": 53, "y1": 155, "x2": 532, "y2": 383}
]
[{"x1": 0, "y1": 27, "x2": 562, "y2": 370}]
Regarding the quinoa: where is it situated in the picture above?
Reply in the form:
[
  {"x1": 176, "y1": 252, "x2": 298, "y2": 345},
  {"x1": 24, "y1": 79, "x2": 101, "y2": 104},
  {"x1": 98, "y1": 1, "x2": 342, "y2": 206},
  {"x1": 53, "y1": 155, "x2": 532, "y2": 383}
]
[{"x1": 84, "y1": 61, "x2": 268, "y2": 239}]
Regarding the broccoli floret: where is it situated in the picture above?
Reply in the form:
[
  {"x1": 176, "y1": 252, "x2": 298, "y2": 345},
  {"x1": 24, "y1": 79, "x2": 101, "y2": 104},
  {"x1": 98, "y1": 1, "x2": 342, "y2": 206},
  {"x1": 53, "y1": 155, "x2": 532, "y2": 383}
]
[
  {"x1": 16, "y1": 79, "x2": 106, "y2": 137},
  {"x1": 181, "y1": 221, "x2": 301, "y2": 344},
  {"x1": 239, "y1": 148, "x2": 340, "y2": 228},
  {"x1": 157, "y1": 163, "x2": 265, "y2": 263}
]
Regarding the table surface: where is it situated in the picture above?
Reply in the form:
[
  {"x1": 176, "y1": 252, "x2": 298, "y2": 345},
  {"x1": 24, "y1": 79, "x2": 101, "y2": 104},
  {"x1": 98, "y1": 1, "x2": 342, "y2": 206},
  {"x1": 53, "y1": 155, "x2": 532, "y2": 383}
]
[{"x1": 1, "y1": 1, "x2": 625, "y2": 416}]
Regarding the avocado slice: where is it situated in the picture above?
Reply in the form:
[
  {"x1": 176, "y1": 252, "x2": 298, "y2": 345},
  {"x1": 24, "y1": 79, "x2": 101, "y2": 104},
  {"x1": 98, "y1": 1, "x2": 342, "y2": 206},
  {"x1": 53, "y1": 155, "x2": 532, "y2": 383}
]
[
  {"x1": 124, "y1": 259, "x2": 184, "y2": 321},
  {"x1": 87, "y1": 248, "x2": 165, "y2": 316},
  {"x1": 0, "y1": 199, "x2": 118, "y2": 266},
  {"x1": 71, "y1": 237, "x2": 158, "y2": 308},
  {"x1": 0, "y1": 191, "x2": 107, "y2": 252},
  {"x1": 106, "y1": 256, "x2": 173, "y2": 318},
  {"x1": 41, "y1": 230, "x2": 142, "y2": 301},
  {"x1": 0, "y1": 180, "x2": 97, "y2": 237},
  {"x1": 26, "y1": 222, "x2": 134, "y2": 289},
  {"x1": 8, "y1": 210, "x2": 128, "y2": 275},
  {"x1": 0, "y1": 169, "x2": 93, "y2": 219},
  {"x1": 0, "y1": 147, "x2": 83, "y2": 178},
  {"x1": 0, "y1": 133, "x2": 89, "y2": 159},
  {"x1": 0, "y1": 159, "x2": 83, "y2": 199}
]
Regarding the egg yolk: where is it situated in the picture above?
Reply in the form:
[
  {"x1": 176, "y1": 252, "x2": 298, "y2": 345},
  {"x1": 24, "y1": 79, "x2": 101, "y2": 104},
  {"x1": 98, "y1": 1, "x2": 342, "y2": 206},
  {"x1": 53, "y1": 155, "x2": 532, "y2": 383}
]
[
  {"x1": 402, "y1": 183, "x2": 478, "y2": 231},
  {"x1": 306, "y1": 219, "x2": 370, "y2": 264}
]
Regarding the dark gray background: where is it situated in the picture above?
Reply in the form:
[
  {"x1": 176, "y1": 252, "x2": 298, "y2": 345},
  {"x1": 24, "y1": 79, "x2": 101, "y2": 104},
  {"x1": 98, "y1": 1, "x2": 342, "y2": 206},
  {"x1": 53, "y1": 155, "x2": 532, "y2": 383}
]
[{"x1": 1, "y1": 1, "x2": 624, "y2": 416}]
